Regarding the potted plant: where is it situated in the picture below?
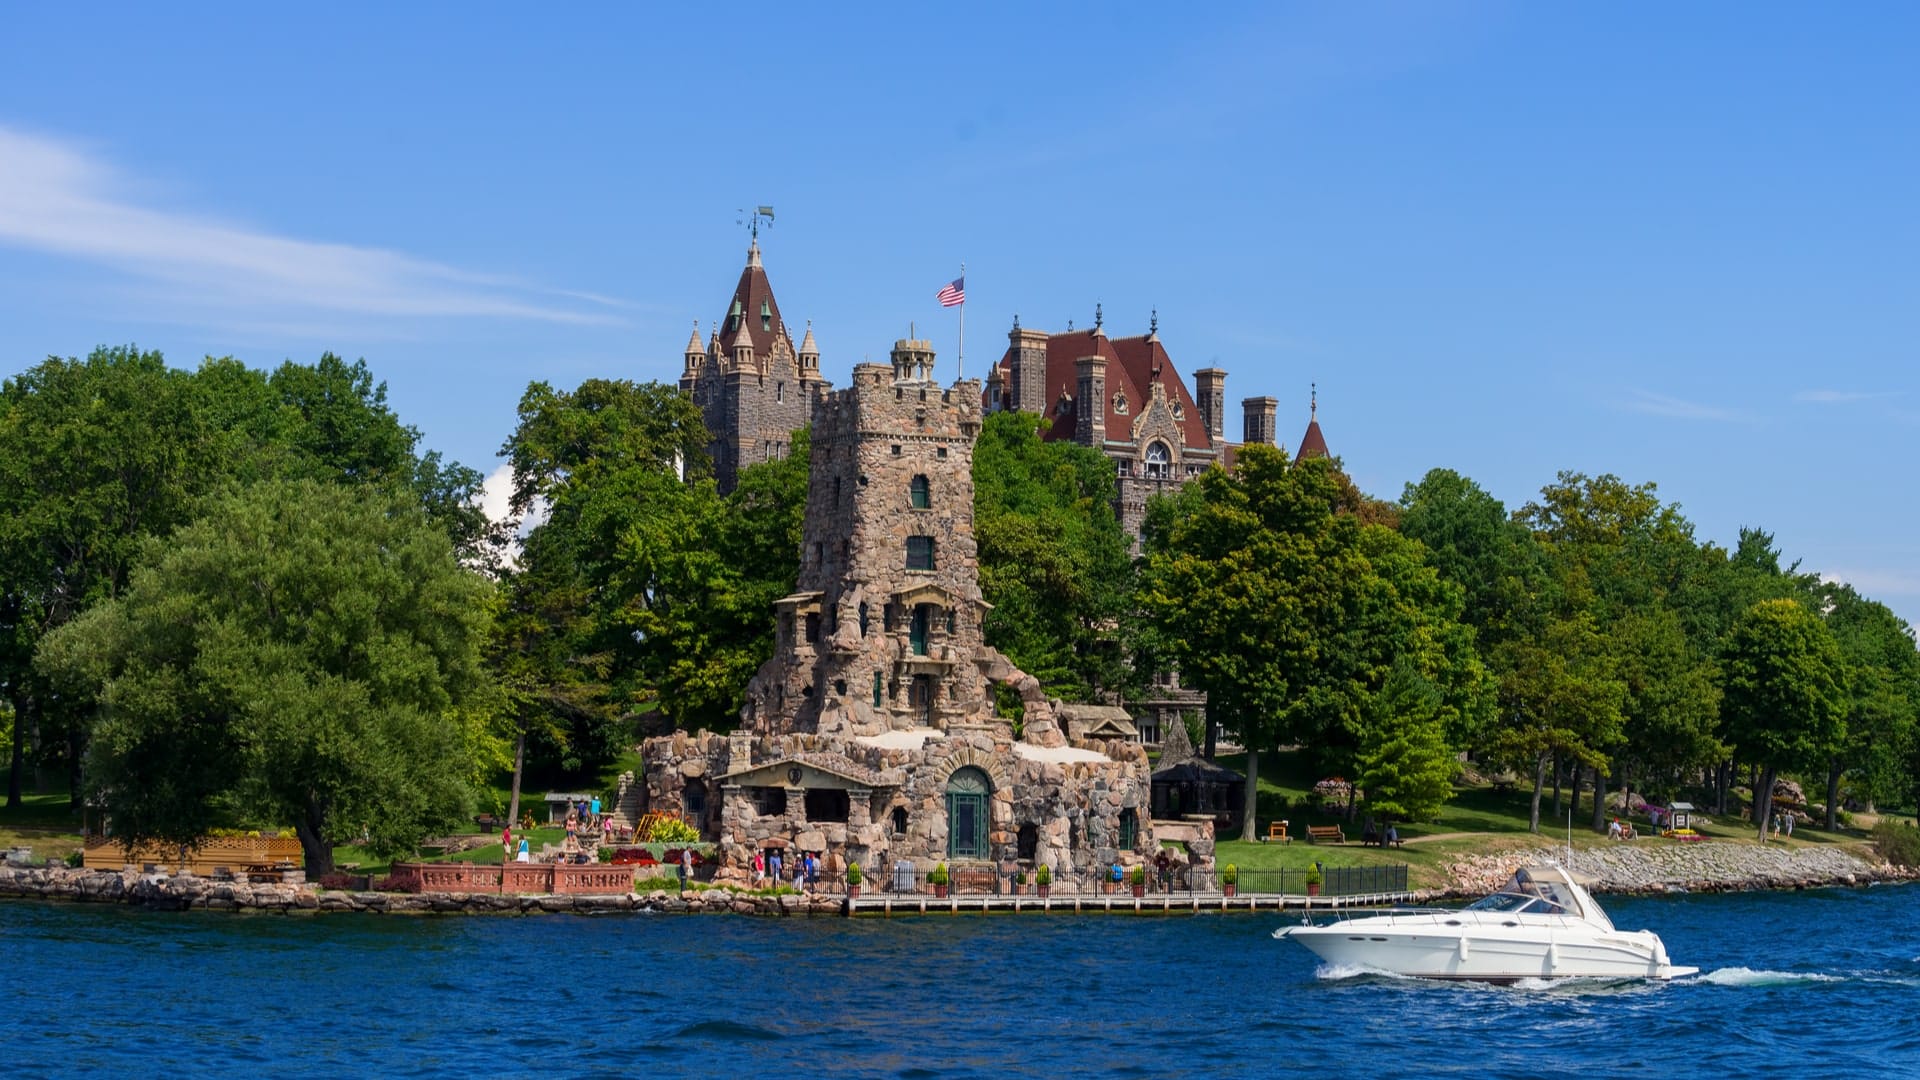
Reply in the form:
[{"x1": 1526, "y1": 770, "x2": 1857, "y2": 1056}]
[
  {"x1": 845, "y1": 861, "x2": 862, "y2": 899},
  {"x1": 1222, "y1": 863, "x2": 1238, "y2": 898},
  {"x1": 1011, "y1": 867, "x2": 1027, "y2": 895},
  {"x1": 1130, "y1": 865, "x2": 1147, "y2": 898},
  {"x1": 929, "y1": 862, "x2": 949, "y2": 898},
  {"x1": 1036, "y1": 864, "x2": 1052, "y2": 898},
  {"x1": 1304, "y1": 863, "x2": 1323, "y2": 898}
]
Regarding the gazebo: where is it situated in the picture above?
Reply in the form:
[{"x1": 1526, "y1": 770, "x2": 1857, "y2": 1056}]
[{"x1": 1150, "y1": 759, "x2": 1247, "y2": 831}]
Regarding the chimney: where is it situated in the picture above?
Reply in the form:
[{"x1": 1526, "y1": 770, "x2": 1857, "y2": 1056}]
[
  {"x1": 1009, "y1": 322, "x2": 1049, "y2": 416},
  {"x1": 1194, "y1": 367, "x2": 1226, "y2": 445},
  {"x1": 1075, "y1": 355, "x2": 1107, "y2": 446},
  {"x1": 1242, "y1": 396, "x2": 1277, "y2": 446}
]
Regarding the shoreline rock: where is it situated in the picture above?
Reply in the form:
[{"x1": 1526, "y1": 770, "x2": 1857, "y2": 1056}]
[{"x1": 1426, "y1": 841, "x2": 1918, "y2": 902}]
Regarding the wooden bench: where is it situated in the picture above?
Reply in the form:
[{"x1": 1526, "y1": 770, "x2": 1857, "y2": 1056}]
[
  {"x1": 1307, "y1": 825, "x2": 1345, "y2": 845},
  {"x1": 1265, "y1": 821, "x2": 1291, "y2": 844}
]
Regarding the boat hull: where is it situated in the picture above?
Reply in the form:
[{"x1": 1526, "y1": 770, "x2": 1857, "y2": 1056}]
[{"x1": 1279, "y1": 916, "x2": 1696, "y2": 982}]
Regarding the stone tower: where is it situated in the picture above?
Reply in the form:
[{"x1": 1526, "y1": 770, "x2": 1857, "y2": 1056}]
[
  {"x1": 742, "y1": 341, "x2": 1011, "y2": 740},
  {"x1": 1242, "y1": 396, "x2": 1278, "y2": 447},
  {"x1": 679, "y1": 239, "x2": 830, "y2": 493}
]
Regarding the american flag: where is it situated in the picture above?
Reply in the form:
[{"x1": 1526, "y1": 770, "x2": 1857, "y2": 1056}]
[{"x1": 935, "y1": 276, "x2": 965, "y2": 307}]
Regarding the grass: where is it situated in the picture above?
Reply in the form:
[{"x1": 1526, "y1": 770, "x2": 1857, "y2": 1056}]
[{"x1": 0, "y1": 793, "x2": 86, "y2": 864}]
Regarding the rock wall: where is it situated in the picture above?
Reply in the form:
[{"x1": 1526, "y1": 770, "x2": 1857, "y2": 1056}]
[{"x1": 1437, "y1": 842, "x2": 1917, "y2": 899}]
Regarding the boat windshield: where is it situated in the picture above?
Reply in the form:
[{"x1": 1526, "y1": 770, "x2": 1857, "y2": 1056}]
[{"x1": 1464, "y1": 871, "x2": 1581, "y2": 917}]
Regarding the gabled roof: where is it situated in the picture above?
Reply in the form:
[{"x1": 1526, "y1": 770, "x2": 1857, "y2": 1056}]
[
  {"x1": 718, "y1": 241, "x2": 794, "y2": 359},
  {"x1": 989, "y1": 326, "x2": 1213, "y2": 450},
  {"x1": 719, "y1": 752, "x2": 885, "y2": 789}
]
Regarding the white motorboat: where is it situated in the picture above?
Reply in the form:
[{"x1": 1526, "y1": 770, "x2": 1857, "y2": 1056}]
[{"x1": 1274, "y1": 864, "x2": 1697, "y2": 983}]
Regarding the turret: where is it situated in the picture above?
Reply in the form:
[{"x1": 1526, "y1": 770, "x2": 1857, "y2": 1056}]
[{"x1": 1194, "y1": 366, "x2": 1226, "y2": 445}]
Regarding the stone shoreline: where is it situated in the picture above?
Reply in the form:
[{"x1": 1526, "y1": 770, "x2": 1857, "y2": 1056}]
[
  {"x1": 1430, "y1": 841, "x2": 1918, "y2": 901},
  {"x1": 7, "y1": 843, "x2": 1915, "y2": 916}
]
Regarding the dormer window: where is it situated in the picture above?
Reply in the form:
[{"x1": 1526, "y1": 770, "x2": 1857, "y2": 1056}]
[
  {"x1": 761, "y1": 300, "x2": 772, "y2": 330},
  {"x1": 1112, "y1": 391, "x2": 1129, "y2": 415},
  {"x1": 1144, "y1": 440, "x2": 1171, "y2": 479}
]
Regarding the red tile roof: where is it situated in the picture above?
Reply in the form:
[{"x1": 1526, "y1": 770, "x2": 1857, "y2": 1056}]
[
  {"x1": 988, "y1": 328, "x2": 1212, "y2": 450},
  {"x1": 718, "y1": 245, "x2": 794, "y2": 359},
  {"x1": 1297, "y1": 417, "x2": 1329, "y2": 460}
]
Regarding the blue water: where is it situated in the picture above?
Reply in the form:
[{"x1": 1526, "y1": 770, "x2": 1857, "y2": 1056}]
[{"x1": 6, "y1": 885, "x2": 1918, "y2": 1076}]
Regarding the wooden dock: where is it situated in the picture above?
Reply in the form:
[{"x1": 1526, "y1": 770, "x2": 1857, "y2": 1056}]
[{"x1": 843, "y1": 890, "x2": 1415, "y2": 916}]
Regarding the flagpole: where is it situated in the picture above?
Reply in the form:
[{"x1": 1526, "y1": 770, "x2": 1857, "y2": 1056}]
[{"x1": 957, "y1": 261, "x2": 965, "y2": 381}]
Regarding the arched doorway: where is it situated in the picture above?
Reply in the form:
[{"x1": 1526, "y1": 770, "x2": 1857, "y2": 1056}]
[{"x1": 946, "y1": 766, "x2": 991, "y2": 860}]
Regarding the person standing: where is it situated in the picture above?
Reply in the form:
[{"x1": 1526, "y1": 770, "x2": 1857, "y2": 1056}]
[
  {"x1": 752, "y1": 850, "x2": 765, "y2": 886},
  {"x1": 769, "y1": 850, "x2": 783, "y2": 889},
  {"x1": 678, "y1": 847, "x2": 693, "y2": 891},
  {"x1": 502, "y1": 824, "x2": 513, "y2": 863}
]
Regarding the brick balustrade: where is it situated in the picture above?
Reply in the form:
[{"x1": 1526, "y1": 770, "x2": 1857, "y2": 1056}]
[{"x1": 393, "y1": 861, "x2": 636, "y2": 896}]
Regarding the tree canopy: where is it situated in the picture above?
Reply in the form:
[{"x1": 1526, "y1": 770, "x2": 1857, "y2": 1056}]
[{"x1": 38, "y1": 480, "x2": 496, "y2": 873}]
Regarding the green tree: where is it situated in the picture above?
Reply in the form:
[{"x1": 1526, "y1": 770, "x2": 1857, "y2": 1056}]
[
  {"x1": 1720, "y1": 598, "x2": 1849, "y2": 841},
  {"x1": 1355, "y1": 660, "x2": 1460, "y2": 823},
  {"x1": 1399, "y1": 468, "x2": 1548, "y2": 648},
  {"x1": 37, "y1": 480, "x2": 496, "y2": 873},
  {"x1": 973, "y1": 411, "x2": 1136, "y2": 700},
  {"x1": 1820, "y1": 584, "x2": 1919, "y2": 824},
  {"x1": 1486, "y1": 614, "x2": 1626, "y2": 832},
  {"x1": 1142, "y1": 448, "x2": 1490, "y2": 839}
]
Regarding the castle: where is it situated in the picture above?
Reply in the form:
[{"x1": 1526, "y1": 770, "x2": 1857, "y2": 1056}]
[{"x1": 640, "y1": 339, "x2": 1184, "y2": 890}]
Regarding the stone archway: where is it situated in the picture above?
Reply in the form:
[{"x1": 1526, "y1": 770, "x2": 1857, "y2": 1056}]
[{"x1": 945, "y1": 766, "x2": 991, "y2": 860}]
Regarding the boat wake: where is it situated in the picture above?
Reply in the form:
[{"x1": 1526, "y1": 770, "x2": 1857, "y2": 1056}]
[
  {"x1": 1314, "y1": 962, "x2": 1417, "y2": 982},
  {"x1": 1695, "y1": 967, "x2": 1845, "y2": 987}
]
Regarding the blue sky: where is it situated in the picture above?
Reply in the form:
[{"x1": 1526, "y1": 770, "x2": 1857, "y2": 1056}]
[{"x1": 3, "y1": 4, "x2": 1916, "y2": 624}]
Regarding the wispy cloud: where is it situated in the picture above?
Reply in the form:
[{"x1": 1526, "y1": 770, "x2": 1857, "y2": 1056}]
[
  {"x1": 1795, "y1": 389, "x2": 1898, "y2": 404},
  {"x1": 1619, "y1": 389, "x2": 1752, "y2": 423},
  {"x1": 0, "y1": 124, "x2": 623, "y2": 328}
]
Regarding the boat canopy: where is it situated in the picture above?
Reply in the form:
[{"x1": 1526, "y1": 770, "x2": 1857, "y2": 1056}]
[{"x1": 1466, "y1": 865, "x2": 1611, "y2": 928}]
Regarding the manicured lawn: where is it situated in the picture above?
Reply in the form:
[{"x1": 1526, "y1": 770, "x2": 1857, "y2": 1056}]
[{"x1": 0, "y1": 793, "x2": 86, "y2": 863}]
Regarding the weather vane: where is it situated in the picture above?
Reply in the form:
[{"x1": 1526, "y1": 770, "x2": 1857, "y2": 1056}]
[{"x1": 737, "y1": 205, "x2": 775, "y2": 241}]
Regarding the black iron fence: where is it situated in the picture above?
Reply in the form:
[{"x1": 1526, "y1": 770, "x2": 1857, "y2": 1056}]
[{"x1": 831, "y1": 862, "x2": 1408, "y2": 898}]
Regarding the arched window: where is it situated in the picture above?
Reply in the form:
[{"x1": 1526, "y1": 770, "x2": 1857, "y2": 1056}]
[
  {"x1": 946, "y1": 767, "x2": 991, "y2": 860},
  {"x1": 1144, "y1": 441, "x2": 1171, "y2": 479},
  {"x1": 1118, "y1": 807, "x2": 1138, "y2": 850},
  {"x1": 858, "y1": 602, "x2": 869, "y2": 636},
  {"x1": 890, "y1": 806, "x2": 908, "y2": 836},
  {"x1": 910, "y1": 474, "x2": 931, "y2": 509}
]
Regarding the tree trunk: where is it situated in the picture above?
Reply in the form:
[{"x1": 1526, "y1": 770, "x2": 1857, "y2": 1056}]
[
  {"x1": 1591, "y1": 764, "x2": 1609, "y2": 833},
  {"x1": 1755, "y1": 763, "x2": 1777, "y2": 843},
  {"x1": 66, "y1": 723, "x2": 83, "y2": 810},
  {"x1": 1824, "y1": 760, "x2": 1841, "y2": 831},
  {"x1": 1529, "y1": 750, "x2": 1548, "y2": 833},
  {"x1": 1203, "y1": 714, "x2": 1217, "y2": 762},
  {"x1": 507, "y1": 729, "x2": 527, "y2": 827},
  {"x1": 6, "y1": 689, "x2": 25, "y2": 809},
  {"x1": 1618, "y1": 768, "x2": 1630, "y2": 822},
  {"x1": 1238, "y1": 746, "x2": 1259, "y2": 843},
  {"x1": 1715, "y1": 760, "x2": 1730, "y2": 815},
  {"x1": 1551, "y1": 754, "x2": 1563, "y2": 818},
  {"x1": 1569, "y1": 761, "x2": 1581, "y2": 821},
  {"x1": 294, "y1": 798, "x2": 335, "y2": 876}
]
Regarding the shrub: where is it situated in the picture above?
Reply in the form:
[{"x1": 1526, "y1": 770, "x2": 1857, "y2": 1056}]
[
  {"x1": 642, "y1": 817, "x2": 701, "y2": 844},
  {"x1": 64, "y1": 850, "x2": 84, "y2": 869},
  {"x1": 315, "y1": 872, "x2": 356, "y2": 890},
  {"x1": 1013, "y1": 867, "x2": 1027, "y2": 885},
  {"x1": 1871, "y1": 821, "x2": 1920, "y2": 868},
  {"x1": 929, "y1": 863, "x2": 949, "y2": 886},
  {"x1": 1304, "y1": 864, "x2": 1323, "y2": 887},
  {"x1": 845, "y1": 862, "x2": 862, "y2": 886},
  {"x1": 374, "y1": 870, "x2": 421, "y2": 894},
  {"x1": 1221, "y1": 863, "x2": 1237, "y2": 886},
  {"x1": 1130, "y1": 865, "x2": 1146, "y2": 886},
  {"x1": 1035, "y1": 864, "x2": 1052, "y2": 886}
]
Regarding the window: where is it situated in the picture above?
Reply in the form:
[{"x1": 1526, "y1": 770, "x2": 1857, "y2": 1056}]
[
  {"x1": 858, "y1": 602, "x2": 869, "y2": 637},
  {"x1": 805, "y1": 788, "x2": 849, "y2": 823},
  {"x1": 777, "y1": 382, "x2": 785, "y2": 403},
  {"x1": 804, "y1": 613, "x2": 820, "y2": 643},
  {"x1": 890, "y1": 806, "x2": 909, "y2": 836},
  {"x1": 1118, "y1": 808, "x2": 1138, "y2": 849},
  {"x1": 910, "y1": 604, "x2": 931, "y2": 656},
  {"x1": 760, "y1": 300, "x2": 772, "y2": 330},
  {"x1": 945, "y1": 608, "x2": 956, "y2": 635},
  {"x1": 937, "y1": 447, "x2": 948, "y2": 460},
  {"x1": 910, "y1": 475, "x2": 930, "y2": 509},
  {"x1": 872, "y1": 671, "x2": 883, "y2": 707},
  {"x1": 833, "y1": 678, "x2": 847, "y2": 696},
  {"x1": 1144, "y1": 441, "x2": 1171, "y2": 479},
  {"x1": 753, "y1": 787, "x2": 787, "y2": 816},
  {"x1": 946, "y1": 767, "x2": 991, "y2": 860},
  {"x1": 907, "y1": 536, "x2": 935, "y2": 571},
  {"x1": 891, "y1": 444, "x2": 902, "y2": 456},
  {"x1": 1017, "y1": 823, "x2": 1039, "y2": 860},
  {"x1": 685, "y1": 781, "x2": 707, "y2": 820}
]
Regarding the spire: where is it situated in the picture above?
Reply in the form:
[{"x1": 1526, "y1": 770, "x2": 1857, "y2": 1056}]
[
  {"x1": 1149, "y1": 307, "x2": 1159, "y2": 339},
  {"x1": 799, "y1": 319, "x2": 818, "y2": 357},
  {"x1": 1092, "y1": 301, "x2": 1105, "y2": 337},
  {"x1": 747, "y1": 236, "x2": 761, "y2": 269},
  {"x1": 685, "y1": 320, "x2": 704, "y2": 356},
  {"x1": 1297, "y1": 383, "x2": 1330, "y2": 460}
]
